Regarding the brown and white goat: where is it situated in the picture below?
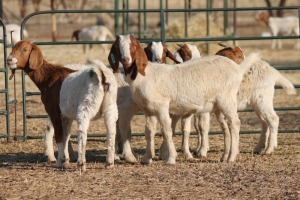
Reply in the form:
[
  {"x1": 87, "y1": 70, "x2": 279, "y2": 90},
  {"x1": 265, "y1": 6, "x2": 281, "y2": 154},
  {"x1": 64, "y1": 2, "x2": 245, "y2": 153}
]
[
  {"x1": 255, "y1": 11, "x2": 300, "y2": 49},
  {"x1": 144, "y1": 41, "x2": 181, "y2": 63},
  {"x1": 7, "y1": 41, "x2": 118, "y2": 173},
  {"x1": 108, "y1": 34, "x2": 260, "y2": 164}
]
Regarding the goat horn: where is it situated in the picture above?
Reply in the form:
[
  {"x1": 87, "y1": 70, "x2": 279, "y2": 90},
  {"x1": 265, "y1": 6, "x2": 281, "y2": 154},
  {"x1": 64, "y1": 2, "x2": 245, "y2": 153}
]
[
  {"x1": 177, "y1": 44, "x2": 184, "y2": 48},
  {"x1": 218, "y1": 42, "x2": 235, "y2": 48}
]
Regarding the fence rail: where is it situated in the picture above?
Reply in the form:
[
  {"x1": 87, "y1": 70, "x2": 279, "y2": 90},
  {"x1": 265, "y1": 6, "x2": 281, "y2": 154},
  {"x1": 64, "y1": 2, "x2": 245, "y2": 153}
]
[{"x1": 2, "y1": 5, "x2": 300, "y2": 140}]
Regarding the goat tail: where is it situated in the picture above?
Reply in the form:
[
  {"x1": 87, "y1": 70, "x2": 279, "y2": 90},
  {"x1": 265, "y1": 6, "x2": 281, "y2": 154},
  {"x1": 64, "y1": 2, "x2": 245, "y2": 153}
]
[
  {"x1": 239, "y1": 52, "x2": 261, "y2": 75},
  {"x1": 86, "y1": 58, "x2": 116, "y2": 92},
  {"x1": 275, "y1": 73, "x2": 297, "y2": 95}
]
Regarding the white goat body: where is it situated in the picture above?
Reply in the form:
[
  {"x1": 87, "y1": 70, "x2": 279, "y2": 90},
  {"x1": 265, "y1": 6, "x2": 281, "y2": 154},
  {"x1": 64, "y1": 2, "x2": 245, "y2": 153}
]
[
  {"x1": 256, "y1": 12, "x2": 300, "y2": 49},
  {"x1": 75, "y1": 25, "x2": 115, "y2": 53},
  {"x1": 109, "y1": 35, "x2": 260, "y2": 164}
]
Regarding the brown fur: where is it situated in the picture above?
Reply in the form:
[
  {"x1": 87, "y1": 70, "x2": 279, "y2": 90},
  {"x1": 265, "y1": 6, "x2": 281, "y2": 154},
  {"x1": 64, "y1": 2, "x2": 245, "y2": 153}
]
[
  {"x1": 8, "y1": 40, "x2": 76, "y2": 143},
  {"x1": 108, "y1": 35, "x2": 148, "y2": 76},
  {"x1": 71, "y1": 29, "x2": 81, "y2": 41},
  {"x1": 215, "y1": 43, "x2": 245, "y2": 64},
  {"x1": 177, "y1": 44, "x2": 193, "y2": 62},
  {"x1": 255, "y1": 11, "x2": 270, "y2": 26}
]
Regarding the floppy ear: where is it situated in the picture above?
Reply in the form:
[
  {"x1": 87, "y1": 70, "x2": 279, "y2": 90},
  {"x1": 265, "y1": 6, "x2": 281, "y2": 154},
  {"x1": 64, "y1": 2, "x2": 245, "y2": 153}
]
[
  {"x1": 144, "y1": 43, "x2": 153, "y2": 61},
  {"x1": 29, "y1": 43, "x2": 43, "y2": 69},
  {"x1": 165, "y1": 48, "x2": 181, "y2": 64},
  {"x1": 108, "y1": 41, "x2": 120, "y2": 73},
  {"x1": 135, "y1": 40, "x2": 148, "y2": 76}
]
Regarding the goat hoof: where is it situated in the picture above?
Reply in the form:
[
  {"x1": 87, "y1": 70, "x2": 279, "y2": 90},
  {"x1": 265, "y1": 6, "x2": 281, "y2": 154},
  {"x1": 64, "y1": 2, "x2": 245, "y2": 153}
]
[
  {"x1": 141, "y1": 157, "x2": 152, "y2": 165},
  {"x1": 47, "y1": 156, "x2": 57, "y2": 163},
  {"x1": 166, "y1": 158, "x2": 176, "y2": 165},
  {"x1": 77, "y1": 161, "x2": 86, "y2": 172},
  {"x1": 124, "y1": 155, "x2": 137, "y2": 164},
  {"x1": 105, "y1": 162, "x2": 114, "y2": 169},
  {"x1": 265, "y1": 147, "x2": 274, "y2": 155},
  {"x1": 184, "y1": 152, "x2": 194, "y2": 160}
]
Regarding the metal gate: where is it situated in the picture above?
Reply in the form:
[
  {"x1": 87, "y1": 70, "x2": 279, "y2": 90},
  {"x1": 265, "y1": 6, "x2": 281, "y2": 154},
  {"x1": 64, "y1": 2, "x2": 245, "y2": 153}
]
[{"x1": 5, "y1": 3, "x2": 300, "y2": 140}]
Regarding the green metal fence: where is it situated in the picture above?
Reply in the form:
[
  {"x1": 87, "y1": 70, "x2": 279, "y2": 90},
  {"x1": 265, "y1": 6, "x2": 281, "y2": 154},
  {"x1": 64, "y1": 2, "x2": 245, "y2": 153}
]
[
  {"x1": 0, "y1": 18, "x2": 10, "y2": 141},
  {"x1": 7, "y1": 4, "x2": 300, "y2": 140}
]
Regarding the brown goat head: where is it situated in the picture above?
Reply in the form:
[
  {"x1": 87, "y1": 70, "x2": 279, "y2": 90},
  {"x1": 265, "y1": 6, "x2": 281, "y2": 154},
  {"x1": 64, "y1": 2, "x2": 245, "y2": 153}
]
[
  {"x1": 108, "y1": 34, "x2": 148, "y2": 76},
  {"x1": 7, "y1": 40, "x2": 44, "y2": 71},
  {"x1": 176, "y1": 44, "x2": 193, "y2": 62},
  {"x1": 215, "y1": 43, "x2": 245, "y2": 64}
]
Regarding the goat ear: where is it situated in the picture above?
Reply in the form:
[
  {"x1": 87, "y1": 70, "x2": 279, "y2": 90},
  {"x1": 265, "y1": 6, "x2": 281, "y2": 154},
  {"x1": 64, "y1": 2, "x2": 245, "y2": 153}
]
[
  {"x1": 29, "y1": 43, "x2": 43, "y2": 69},
  {"x1": 165, "y1": 49, "x2": 181, "y2": 64},
  {"x1": 135, "y1": 40, "x2": 148, "y2": 76},
  {"x1": 144, "y1": 43, "x2": 153, "y2": 61},
  {"x1": 108, "y1": 42, "x2": 120, "y2": 72}
]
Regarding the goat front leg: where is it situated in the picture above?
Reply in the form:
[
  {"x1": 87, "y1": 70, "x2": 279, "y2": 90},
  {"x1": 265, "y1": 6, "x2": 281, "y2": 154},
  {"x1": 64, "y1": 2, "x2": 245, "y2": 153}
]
[
  {"x1": 158, "y1": 110, "x2": 177, "y2": 165},
  {"x1": 141, "y1": 115, "x2": 157, "y2": 164},
  {"x1": 159, "y1": 114, "x2": 180, "y2": 160},
  {"x1": 43, "y1": 117, "x2": 56, "y2": 162},
  {"x1": 56, "y1": 117, "x2": 72, "y2": 169},
  {"x1": 181, "y1": 115, "x2": 193, "y2": 160},
  {"x1": 119, "y1": 109, "x2": 138, "y2": 163}
]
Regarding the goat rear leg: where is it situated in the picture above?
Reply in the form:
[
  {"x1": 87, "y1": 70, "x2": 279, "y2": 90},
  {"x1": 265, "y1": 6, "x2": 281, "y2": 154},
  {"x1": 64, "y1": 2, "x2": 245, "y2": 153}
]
[
  {"x1": 141, "y1": 116, "x2": 157, "y2": 164},
  {"x1": 253, "y1": 120, "x2": 269, "y2": 154},
  {"x1": 265, "y1": 113, "x2": 279, "y2": 154},
  {"x1": 103, "y1": 105, "x2": 118, "y2": 168},
  {"x1": 77, "y1": 119, "x2": 90, "y2": 173},
  {"x1": 215, "y1": 111, "x2": 230, "y2": 162}
]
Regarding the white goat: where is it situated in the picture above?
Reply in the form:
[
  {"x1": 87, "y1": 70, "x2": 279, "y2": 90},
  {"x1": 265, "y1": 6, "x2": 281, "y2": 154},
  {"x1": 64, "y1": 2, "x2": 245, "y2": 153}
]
[
  {"x1": 177, "y1": 44, "x2": 297, "y2": 158},
  {"x1": 108, "y1": 34, "x2": 260, "y2": 164},
  {"x1": 255, "y1": 11, "x2": 300, "y2": 49},
  {"x1": 0, "y1": 24, "x2": 28, "y2": 45},
  {"x1": 7, "y1": 41, "x2": 118, "y2": 173},
  {"x1": 71, "y1": 25, "x2": 115, "y2": 53}
]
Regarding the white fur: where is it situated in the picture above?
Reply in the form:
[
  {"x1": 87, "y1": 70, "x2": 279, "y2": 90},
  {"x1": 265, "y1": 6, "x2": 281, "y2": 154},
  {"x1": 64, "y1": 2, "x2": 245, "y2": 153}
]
[
  {"x1": 119, "y1": 35, "x2": 261, "y2": 163},
  {"x1": 256, "y1": 12, "x2": 300, "y2": 49},
  {"x1": 77, "y1": 25, "x2": 115, "y2": 53},
  {"x1": 150, "y1": 42, "x2": 164, "y2": 62},
  {"x1": 195, "y1": 59, "x2": 297, "y2": 157}
]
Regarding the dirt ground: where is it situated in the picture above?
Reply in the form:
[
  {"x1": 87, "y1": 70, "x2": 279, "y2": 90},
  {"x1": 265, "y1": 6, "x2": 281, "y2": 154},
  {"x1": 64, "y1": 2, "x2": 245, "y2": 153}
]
[{"x1": 0, "y1": 1, "x2": 300, "y2": 200}]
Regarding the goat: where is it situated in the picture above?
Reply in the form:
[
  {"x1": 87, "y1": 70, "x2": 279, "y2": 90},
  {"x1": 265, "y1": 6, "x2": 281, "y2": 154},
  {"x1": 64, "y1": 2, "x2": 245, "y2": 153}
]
[
  {"x1": 255, "y1": 11, "x2": 300, "y2": 49},
  {"x1": 185, "y1": 43, "x2": 297, "y2": 157},
  {"x1": 0, "y1": 24, "x2": 28, "y2": 45},
  {"x1": 173, "y1": 44, "x2": 201, "y2": 63},
  {"x1": 144, "y1": 41, "x2": 181, "y2": 63},
  {"x1": 108, "y1": 34, "x2": 260, "y2": 164},
  {"x1": 7, "y1": 41, "x2": 118, "y2": 173},
  {"x1": 71, "y1": 25, "x2": 115, "y2": 53}
]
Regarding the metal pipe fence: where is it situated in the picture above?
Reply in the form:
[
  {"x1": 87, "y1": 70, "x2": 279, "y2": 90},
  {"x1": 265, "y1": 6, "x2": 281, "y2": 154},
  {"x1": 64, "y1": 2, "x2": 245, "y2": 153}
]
[{"x1": 2, "y1": 5, "x2": 299, "y2": 140}]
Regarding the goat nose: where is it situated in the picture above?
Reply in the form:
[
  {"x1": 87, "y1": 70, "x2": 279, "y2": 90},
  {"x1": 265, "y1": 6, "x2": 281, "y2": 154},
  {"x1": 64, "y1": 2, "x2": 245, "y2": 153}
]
[{"x1": 155, "y1": 58, "x2": 162, "y2": 63}]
